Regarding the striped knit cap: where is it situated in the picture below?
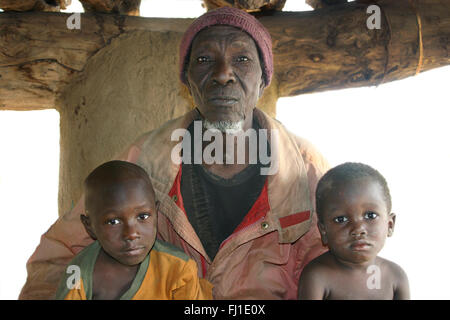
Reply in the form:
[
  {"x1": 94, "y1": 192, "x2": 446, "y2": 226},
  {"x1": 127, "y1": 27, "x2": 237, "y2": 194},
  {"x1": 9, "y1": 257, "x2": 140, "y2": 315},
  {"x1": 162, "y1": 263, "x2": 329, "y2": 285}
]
[{"x1": 179, "y1": 7, "x2": 273, "y2": 87}]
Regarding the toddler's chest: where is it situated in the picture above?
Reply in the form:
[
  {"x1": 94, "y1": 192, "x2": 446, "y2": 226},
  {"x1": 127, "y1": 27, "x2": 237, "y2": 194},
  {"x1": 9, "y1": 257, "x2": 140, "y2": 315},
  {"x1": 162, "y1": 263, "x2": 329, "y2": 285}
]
[{"x1": 326, "y1": 270, "x2": 395, "y2": 300}]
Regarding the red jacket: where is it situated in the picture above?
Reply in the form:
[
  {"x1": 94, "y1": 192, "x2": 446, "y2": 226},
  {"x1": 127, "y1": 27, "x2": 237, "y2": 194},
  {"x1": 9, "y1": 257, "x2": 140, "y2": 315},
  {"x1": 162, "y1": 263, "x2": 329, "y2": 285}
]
[{"x1": 19, "y1": 108, "x2": 329, "y2": 299}]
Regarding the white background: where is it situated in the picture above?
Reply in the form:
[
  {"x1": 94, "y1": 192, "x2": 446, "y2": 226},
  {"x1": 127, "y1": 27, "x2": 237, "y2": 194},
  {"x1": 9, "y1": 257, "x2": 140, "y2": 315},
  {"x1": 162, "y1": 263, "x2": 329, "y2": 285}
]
[{"x1": 0, "y1": 0, "x2": 449, "y2": 299}]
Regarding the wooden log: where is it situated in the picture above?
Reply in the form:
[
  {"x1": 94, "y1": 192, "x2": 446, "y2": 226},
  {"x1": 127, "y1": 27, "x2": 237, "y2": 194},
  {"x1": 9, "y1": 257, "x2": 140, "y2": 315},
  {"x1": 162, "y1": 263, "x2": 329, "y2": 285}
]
[
  {"x1": 79, "y1": 0, "x2": 141, "y2": 16},
  {"x1": 203, "y1": 0, "x2": 286, "y2": 12},
  {"x1": 306, "y1": 0, "x2": 348, "y2": 10},
  {"x1": 265, "y1": 0, "x2": 450, "y2": 96},
  {"x1": 0, "y1": 12, "x2": 190, "y2": 110},
  {"x1": 0, "y1": 0, "x2": 449, "y2": 110},
  {"x1": 0, "y1": 0, "x2": 70, "y2": 12}
]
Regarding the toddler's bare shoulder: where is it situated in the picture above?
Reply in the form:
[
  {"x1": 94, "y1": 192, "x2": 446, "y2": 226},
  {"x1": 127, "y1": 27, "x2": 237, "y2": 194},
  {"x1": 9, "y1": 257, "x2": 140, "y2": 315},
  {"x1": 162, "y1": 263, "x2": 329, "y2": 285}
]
[
  {"x1": 302, "y1": 252, "x2": 335, "y2": 277},
  {"x1": 377, "y1": 257, "x2": 409, "y2": 283}
]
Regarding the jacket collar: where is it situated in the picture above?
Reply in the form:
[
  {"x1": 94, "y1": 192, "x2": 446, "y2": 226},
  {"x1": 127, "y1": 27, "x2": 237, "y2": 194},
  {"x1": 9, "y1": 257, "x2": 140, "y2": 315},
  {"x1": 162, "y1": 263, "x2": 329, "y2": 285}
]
[{"x1": 136, "y1": 108, "x2": 312, "y2": 245}]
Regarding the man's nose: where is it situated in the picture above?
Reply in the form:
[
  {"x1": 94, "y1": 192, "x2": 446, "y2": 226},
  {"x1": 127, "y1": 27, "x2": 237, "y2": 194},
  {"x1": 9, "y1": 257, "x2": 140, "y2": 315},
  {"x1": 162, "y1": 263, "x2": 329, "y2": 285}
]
[
  {"x1": 350, "y1": 221, "x2": 367, "y2": 238},
  {"x1": 212, "y1": 58, "x2": 236, "y2": 86},
  {"x1": 123, "y1": 222, "x2": 140, "y2": 241}
]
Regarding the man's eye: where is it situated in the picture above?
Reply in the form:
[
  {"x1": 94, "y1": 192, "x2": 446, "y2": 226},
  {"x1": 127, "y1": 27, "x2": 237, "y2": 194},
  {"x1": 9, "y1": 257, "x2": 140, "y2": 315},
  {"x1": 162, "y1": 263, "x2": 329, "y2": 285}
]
[
  {"x1": 138, "y1": 213, "x2": 150, "y2": 220},
  {"x1": 364, "y1": 211, "x2": 378, "y2": 220},
  {"x1": 196, "y1": 56, "x2": 210, "y2": 63},
  {"x1": 237, "y1": 56, "x2": 249, "y2": 62},
  {"x1": 107, "y1": 219, "x2": 120, "y2": 225},
  {"x1": 333, "y1": 216, "x2": 348, "y2": 223}
]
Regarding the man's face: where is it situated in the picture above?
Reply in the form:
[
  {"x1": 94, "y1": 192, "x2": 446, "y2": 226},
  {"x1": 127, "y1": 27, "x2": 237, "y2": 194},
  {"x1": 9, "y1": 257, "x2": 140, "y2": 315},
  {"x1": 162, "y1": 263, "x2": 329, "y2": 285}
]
[
  {"x1": 83, "y1": 179, "x2": 157, "y2": 266},
  {"x1": 186, "y1": 25, "x2": 265, "y2": 131},
  {"x1": 318, "y1": 177, "x2": 395, "y2": 265}
]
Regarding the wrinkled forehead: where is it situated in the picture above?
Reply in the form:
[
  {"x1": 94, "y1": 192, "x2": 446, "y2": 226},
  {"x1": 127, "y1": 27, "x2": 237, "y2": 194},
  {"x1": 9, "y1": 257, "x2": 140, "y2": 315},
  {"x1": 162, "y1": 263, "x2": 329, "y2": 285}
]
[{"x1": 190, "y1": 25, "x2": 259, "y2": 53}]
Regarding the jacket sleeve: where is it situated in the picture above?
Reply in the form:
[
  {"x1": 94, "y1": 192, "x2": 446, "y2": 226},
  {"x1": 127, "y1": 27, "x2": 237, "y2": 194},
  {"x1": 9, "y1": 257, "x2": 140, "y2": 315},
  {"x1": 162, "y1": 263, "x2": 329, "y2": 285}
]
[
  {"x1": 172, "y1": 259, "x2": 213, "y2": 300},
  {"x1": 18, "y1": 135, "x2": 149, "y2": 300}
]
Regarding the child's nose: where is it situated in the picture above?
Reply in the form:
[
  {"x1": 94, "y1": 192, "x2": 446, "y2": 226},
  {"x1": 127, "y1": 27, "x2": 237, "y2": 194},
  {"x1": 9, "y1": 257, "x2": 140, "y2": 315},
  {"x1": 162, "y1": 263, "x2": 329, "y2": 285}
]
[
  {"x1": 350, "y1": 221, "x2": 367, "y2": 238},
  {"x1": 123, "y1": 223, "x2": 140, "y2": 241}
]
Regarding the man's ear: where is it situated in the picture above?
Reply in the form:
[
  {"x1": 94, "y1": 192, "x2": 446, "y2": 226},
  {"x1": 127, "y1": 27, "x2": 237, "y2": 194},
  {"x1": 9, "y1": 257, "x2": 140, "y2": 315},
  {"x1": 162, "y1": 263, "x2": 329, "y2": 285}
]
[
  {"x1": 155, "y1": 200, "x2": 160, "y2": 216},
  {"x1": 80, "y1": 214, "x2": 97, "y2": 240},
  {"x1": 318, "y1": 221, "x2": 328, "y2": 246},
  {"x1": 387, "y1": 212, "x2": 396, "y2": 237},
  {"x1": 185, "y1": 76, "x2": 191, "y2": 93},
  {"x1": 184, "y1": 67, "x2": 193, "y2": 94},
  {"x1": 258, "y1": 76, "x2": 265, "y2": 98}
]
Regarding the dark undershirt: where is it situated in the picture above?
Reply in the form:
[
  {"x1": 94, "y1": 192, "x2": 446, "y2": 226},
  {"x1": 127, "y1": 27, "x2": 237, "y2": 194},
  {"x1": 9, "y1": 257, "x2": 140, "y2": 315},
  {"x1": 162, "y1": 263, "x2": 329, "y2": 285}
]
[{"x1": 181, "y1": 119, "x2": 268, "y2": 260}]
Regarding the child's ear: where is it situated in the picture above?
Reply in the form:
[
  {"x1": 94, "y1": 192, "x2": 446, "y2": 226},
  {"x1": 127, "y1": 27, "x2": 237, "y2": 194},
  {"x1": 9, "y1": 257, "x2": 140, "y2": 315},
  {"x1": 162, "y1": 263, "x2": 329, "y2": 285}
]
[
  {"x1": 318, "y1": 221, "x2": 328, "y2": 246},
  {"x1": 387, "y1": 212, "x2": 396, "y2": 237},
  {"x1": 80, "y1": 214, "x2": 97, "y2": 240}
]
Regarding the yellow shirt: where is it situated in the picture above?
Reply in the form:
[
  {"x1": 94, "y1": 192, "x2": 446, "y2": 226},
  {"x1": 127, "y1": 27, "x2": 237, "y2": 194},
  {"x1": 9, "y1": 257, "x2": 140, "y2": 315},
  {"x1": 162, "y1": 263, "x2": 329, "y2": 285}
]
[{"x1": 55, "y1": 240, "x2": 212, "y2": 300}]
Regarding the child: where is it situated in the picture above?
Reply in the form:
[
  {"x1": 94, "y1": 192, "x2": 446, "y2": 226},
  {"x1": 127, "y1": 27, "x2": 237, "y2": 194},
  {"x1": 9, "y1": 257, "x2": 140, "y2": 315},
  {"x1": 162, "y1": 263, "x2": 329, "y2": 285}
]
[
  {"x1": 298, "y1": 162, "x2": 409, "y2": 300},
  {"x1": 56, "y1": 160, "x2": 212, "y2": 300}
]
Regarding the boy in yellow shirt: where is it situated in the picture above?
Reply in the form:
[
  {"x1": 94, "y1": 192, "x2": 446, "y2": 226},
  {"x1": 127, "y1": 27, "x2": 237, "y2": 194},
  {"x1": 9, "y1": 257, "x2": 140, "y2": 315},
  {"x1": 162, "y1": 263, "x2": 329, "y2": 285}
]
[{"x1": 56, "y1": 160, "x2": 212, "y2": 300}]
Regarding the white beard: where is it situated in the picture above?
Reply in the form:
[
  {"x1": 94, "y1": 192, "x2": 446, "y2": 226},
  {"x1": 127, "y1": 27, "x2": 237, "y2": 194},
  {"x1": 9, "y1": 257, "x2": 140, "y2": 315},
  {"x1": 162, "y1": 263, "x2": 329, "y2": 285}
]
[{"x1": 203, "y1": 119, "x2": 244, "y2": 135}]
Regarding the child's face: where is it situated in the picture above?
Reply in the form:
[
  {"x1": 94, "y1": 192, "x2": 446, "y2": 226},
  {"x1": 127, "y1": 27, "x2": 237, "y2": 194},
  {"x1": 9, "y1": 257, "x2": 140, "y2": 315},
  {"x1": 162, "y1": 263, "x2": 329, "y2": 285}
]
[
  {"x1": 83, "y1": 178, "x2": 158, "y2": 266},
  {"x1": 318, "y1": 177, "x2": 395, "y2": 265}
]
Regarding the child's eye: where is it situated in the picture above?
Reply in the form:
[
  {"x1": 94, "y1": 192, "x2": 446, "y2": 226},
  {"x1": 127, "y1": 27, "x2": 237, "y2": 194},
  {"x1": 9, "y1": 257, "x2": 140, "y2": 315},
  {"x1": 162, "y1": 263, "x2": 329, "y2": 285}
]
[
  {"x1": 106, "y1": 219, "x2": 120, "y2": 225},
  {"x1": 333, "y1": 216, "x2": 348, "y2": 223},
  {"x1": 364, "y1": 211, "x2": 378, "y2": 220},
  {"x1": 137, "y1": 213, "x2": 150, "y2": 221}
]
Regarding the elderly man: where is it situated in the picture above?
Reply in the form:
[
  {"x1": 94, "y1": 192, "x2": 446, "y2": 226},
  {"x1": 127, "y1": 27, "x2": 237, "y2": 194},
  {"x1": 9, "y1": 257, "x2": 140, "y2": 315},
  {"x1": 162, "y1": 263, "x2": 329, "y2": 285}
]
[{"x1": 20, "y1": 7, "x2": 329, "y2": 300}]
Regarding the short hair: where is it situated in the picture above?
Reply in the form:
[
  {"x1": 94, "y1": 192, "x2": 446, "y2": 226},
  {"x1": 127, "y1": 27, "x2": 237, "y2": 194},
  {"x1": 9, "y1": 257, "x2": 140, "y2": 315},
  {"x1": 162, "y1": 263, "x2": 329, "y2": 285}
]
[
  {"x1": 84, "y1": 160, "x2": 155, "y2": 211},
  {"x1": 315, "y1": 162, "x2": 392, "y2": 221}
]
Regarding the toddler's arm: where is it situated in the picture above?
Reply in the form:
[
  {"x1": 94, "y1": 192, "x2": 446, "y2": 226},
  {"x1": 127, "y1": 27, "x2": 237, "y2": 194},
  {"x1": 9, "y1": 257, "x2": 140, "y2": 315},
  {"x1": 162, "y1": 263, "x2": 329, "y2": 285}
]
[
  {"x1": 393, "y1": 264, "x2": 410, "y2": 300},
  {"x1": 297, "y1": 261, "x2": 327, "y2": 300}
]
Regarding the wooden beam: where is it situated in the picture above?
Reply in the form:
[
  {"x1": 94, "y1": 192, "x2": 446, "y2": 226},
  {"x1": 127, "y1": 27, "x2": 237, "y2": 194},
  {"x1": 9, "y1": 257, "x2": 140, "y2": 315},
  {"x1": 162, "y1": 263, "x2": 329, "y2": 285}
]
[
  {"x1": 266, "y1": 0, "x2": 450, "y2": 97},
  {"x1": 0, "y1": 0, "x2": 70, "y2": 12},
  {"x1": 306, "y1": 0, "x2": 348, "y2": 10},
  {"x1": 0, "y1": 0, "x2": 449, "y2": 110},
  {"x1": 79, "y1": 0, "x2": 141, "y2": 16},
  {"x1": 203, "y1": 0, "x2": 286, "y2": 12},
  {"x1": 0, "y1": 12, "x2": 190, "y2": 110}
]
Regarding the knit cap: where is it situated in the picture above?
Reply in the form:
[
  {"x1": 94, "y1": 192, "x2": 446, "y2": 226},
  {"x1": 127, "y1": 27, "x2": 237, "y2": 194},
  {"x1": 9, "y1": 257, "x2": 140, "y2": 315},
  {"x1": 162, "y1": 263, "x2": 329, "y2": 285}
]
[{"x1": 179, "y1": 7, "x2": 273, "y2": 87}]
